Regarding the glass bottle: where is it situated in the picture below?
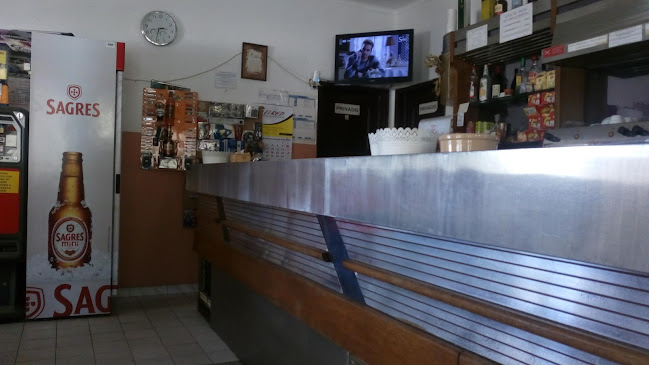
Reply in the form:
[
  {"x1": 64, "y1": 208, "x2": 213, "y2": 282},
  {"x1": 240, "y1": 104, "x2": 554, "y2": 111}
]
[
  {"x1": 49, "y1": 152, "x2": 92, "y2": 269},
  {"x1": 164, "y1": 126, "x2": 175, "y2": 158},
  {"x1": 511, "y1": 68, "x2": 519, "y2": 92},
  {"x1": 479, "y1": 64, "x2": 491, "y2": 102},
  {"x1": 491, "y1": 64, "x2": 504, "y2": 99},
  {"x1": 469, "y1": 66, "x2": 478, "y2": 102},
  {"x1": 528, "y1": 56, "x2": 540, "y2": 91}
]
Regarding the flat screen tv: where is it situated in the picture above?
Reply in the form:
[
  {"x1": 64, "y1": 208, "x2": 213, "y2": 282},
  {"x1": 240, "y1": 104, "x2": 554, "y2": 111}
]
[{"x1": 335, "y1": 29, "x2": 414, "y2": 85}]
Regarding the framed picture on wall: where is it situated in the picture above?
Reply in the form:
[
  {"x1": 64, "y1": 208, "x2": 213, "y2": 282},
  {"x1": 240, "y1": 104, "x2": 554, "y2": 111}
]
[{"x1": 241, "y1": 42, "x2": 268, "y2": 81}]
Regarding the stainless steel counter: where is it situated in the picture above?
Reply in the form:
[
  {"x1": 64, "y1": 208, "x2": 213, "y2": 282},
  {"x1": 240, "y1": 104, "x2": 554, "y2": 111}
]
[{"x1": 186, "y1": 145, "x2": 649, "y2": 274}]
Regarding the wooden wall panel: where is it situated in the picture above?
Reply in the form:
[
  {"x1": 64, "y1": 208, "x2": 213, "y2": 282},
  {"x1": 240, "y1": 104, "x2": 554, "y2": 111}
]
[
  {"x1": 199, "y1": 229, "x2": 462, "y2": 365},
  {"x1": 118, "y1": 132, "x2": 198, "y2": 288}
]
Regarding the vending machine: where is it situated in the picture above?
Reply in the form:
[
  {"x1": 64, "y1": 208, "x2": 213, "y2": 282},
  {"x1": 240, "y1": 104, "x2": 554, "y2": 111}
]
[
  {"x1": 0, "y1": 107, "x2": 28, "y2": 321},
  {"x1": 24, "y1": 32, "x2": 124, "y2": 320}
]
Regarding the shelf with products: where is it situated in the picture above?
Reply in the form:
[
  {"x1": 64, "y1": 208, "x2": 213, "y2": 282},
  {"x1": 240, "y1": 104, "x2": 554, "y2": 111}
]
[
  {"x1": 449, "y1": 0, "x2": 553, "y2": 66},
  {"x1": 542, "y1": 0, "x2": 649, "y2": 79},
  {"x1": 471, "y1": 88, "x2": 555, "y2": 108}
]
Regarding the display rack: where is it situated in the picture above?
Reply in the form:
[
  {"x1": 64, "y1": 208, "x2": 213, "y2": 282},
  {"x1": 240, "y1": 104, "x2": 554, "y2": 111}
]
[
  {"x1": 450, "y1": 0, "x2": 553, "y2": 66},
  {"x1": 542, "y1": 0, "x2": 649, "y2": 78}
]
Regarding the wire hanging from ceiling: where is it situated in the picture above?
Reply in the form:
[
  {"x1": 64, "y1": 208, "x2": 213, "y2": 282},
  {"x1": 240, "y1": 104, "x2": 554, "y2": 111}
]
[{"x1": 123, "y1": 52, "x2": 309, "y2": 84}]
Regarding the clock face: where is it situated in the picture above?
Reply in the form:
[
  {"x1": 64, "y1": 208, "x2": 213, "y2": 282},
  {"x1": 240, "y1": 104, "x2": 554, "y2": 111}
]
[{"x1": 141, "y1": 11, "x2": 177, "y2": 46}]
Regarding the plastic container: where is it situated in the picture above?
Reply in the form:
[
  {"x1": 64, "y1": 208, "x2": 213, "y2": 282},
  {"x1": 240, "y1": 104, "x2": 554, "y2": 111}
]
[
  {"x1": 368, "y1": 128, "x2": 438, "y2": 156},
  {"x1": 439, "y1": 133, "x2": 499, "y2": 152},
  {"x1": 202, "y1": 151, "x2": 230, "y2": 164}
]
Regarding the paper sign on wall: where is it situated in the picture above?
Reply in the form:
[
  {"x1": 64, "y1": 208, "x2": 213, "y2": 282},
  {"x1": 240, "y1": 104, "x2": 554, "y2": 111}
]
[
  {"x1": 499, "y1": 3, "x2": 533, "y2": 44},
  {"x1": 567, "y1": 35, "x2": 608, "y2": 53},
  {"x1": 467, "y1": 25, "x2": 488, "y2": 51},
  {"x1": 608, "y1": 25, "x2": 643, "y2": 48},
  {"x1": 214, "y1": 71, "x2": 237, "y2": 89},
  {"x1": 335, "y1": 103, "x2": 360, "y2": 116},
  {"x1": 419, "y1": 101, "x2": 439, "y2": 116},
  {"x1": 290, "y1": 94, "x2": 317, "y2": 145}
]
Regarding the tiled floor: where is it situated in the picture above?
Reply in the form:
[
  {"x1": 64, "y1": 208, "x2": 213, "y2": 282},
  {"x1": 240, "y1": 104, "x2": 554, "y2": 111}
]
[{"x1": 0, "y1": 293, "x2": 240, "y2": 365}]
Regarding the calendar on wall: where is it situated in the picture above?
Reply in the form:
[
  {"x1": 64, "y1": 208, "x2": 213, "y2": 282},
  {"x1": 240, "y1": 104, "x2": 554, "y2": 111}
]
[
  {"x1": 263, "y1": 137, "x2": 292, "y2": 160},
  {"x1": 261, "y1": 105, "x2": 293, "y2": 161}
]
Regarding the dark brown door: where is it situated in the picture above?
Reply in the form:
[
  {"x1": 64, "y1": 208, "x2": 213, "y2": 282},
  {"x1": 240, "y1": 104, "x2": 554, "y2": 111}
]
[
  {"x1": 395, "y1": 80, "x2": 444, "y2": 129},
  {"x1": 317, "y1": 83, "x2": 389, "y2": 158}
]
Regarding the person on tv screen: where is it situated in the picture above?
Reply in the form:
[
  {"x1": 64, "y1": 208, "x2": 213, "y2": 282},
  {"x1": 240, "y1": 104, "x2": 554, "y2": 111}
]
[{"x1": 344, "y1": 39, "x2": 384, "y2": 79}]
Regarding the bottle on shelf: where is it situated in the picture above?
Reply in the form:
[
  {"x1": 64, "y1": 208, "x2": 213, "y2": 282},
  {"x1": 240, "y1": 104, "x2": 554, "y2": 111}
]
[
  {"x1": 469, "y1": 66, "x2": 478, "y2": 102},
  {"x1": 491, "y1": 64, "x2": 505, "y2": 99},
  {"x1": 481, "y1": 0, "x2": 495, "y2": 20},
  {"x1": 479, "y1": 64, "x2": 491, "y2": 102},
  {"x1": 511, "y1": 68, "x2": 520, "y2": 93},
  {"x1": 495, "y1": 0, "x2": 508, "y2": 15},
  {"x1": 164, "y1": 126, "x2": 175, "y2": 158},
  {"x1": 528, "y1": 56, "x2": 540, "y2": 91},
  {"x1": 519, "y1": 58, "x2": 533, "y2": 94}
]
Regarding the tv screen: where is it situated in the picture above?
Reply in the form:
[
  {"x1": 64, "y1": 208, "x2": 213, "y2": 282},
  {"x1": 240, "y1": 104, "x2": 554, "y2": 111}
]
[{"x1": 335, "y1": 29, "x2": 413, "y2": 85}]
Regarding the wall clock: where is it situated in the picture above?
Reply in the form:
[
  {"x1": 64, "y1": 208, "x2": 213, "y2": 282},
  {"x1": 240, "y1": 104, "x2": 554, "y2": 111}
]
[{"x1": 141, "y1": 11, "x2": 177, "y2": 46}]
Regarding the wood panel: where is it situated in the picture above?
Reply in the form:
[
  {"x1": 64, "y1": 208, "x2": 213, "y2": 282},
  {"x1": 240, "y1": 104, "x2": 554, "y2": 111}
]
[
  {"x1": 451, "y1": 57, "x2": 475, "y2": 133},
  {"x1": 197, "y1": 223, "x2": 462, "y2": 365},
  {"x1": 556, "y1": 66, "x2": 585, "y2": 127},
  {"x1": 118, "y1": 131, "x2": 198, "y2": 288},
  {"x1": 224, "y1": 220, "x2": 330, "y2": 262},
  {"x1": 458, "y1": 352, "x2": 499, "y2": 365},
  {"x1": 344, "y1": 259, "x2": 649, "y2": 365}
]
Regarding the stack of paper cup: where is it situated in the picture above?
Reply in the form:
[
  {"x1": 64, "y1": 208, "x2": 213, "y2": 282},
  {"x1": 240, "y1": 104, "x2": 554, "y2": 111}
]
[{"x1": 447, "y1": 9, "x2": 458, "y2": 33}]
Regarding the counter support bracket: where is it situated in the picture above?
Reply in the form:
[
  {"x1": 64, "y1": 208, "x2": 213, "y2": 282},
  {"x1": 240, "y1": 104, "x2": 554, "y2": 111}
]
[{"x1": 317, "y1": 215, "x2": 365, "y2": 304}]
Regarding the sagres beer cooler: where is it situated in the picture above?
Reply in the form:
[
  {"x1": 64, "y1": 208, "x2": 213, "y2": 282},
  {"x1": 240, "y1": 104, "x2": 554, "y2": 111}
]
[{"x1": 26, "y1": 33, "x2": 124, "y2": 320}]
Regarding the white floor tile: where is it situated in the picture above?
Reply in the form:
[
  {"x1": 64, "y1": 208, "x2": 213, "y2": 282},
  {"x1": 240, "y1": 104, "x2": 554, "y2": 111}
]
[
  {"x1": 16, "y1": 347, "x2": 55, "y2": 362},
  {"x1": 157, "y1": 327, "x2": 196, "y2": 346},
  {"x1": 56, "y1": 325, "x2": 90, "y2": 336},
  {"x1": 17, "y1": 338, "x2": 55, "y2": 351},
  {"x1": 134, "y1": 357, "x2": 174, "y2": 365},
  {"x1": 57, "y1": 334, "x2": 92, "y2": 347},
  {"x1": 55, "y1": 355, "x2": 96, "y2": 365},
  {"x1": 56, "y1": 344, "x2": 94, "y2": 358},
  {"x1": 92, "y1": 331, "x2": 127, "y2": 344},
  {"x1": 124, "y1": 328, "x2": 159, "y2": 341},
  {"x1": 23, "y1": 321, "x2": 56, "y2": 330},
  {"x1": 0, "y1": 293, "x2": 238, "y2": 365},
  {"x1": 0, "y1": 351, "x2": 17, "y2": 365},
  {"x1": 207, "y1": 349, "x2": 239, "y2": 364},
  {"x1": 93, "y1": 339, "x2": 130, "y2": 356},
  {"x1": 21, "y1": 327, "x2": 56, "y2": 341},
  {"x1": 96, "y1": 356, "x2": 135, "y2": 365},
  {"x1": 56, "y1": 317, "x2": 89, "y2": 328},
  {"x1": 15, "y1": 360, "x2": 55, "y2": 365}
]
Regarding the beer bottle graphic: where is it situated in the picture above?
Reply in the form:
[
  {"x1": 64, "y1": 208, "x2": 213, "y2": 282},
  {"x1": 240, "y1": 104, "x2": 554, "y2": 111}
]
[{"x1": 48, "y1": 152, "x2": 92, "y2": 269}]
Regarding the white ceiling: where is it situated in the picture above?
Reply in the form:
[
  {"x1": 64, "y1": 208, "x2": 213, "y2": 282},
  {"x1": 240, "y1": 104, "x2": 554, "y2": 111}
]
[{"x1": 342, "y1": 0, "x2": 422, "y2": 11}]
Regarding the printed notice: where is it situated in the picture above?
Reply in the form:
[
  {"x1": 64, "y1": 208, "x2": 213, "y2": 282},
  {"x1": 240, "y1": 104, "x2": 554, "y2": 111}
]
[
  {"x1": 419, "y1": 101, "x2": 439, "y2": 116},
  {"x1": 467, "y1": 25, "x2": 488, "y2": 51},
  {"x1": 500, "y1": 3, "x2": 533, "y2": 44},
  {"x1": 0, "y1": 169, "x2": 19, "y2": 194},
  {"x1": 609, "y1": 25, "x2": 643, "y2": 48},
  {"x1": 214, "y1": 71, "x2": 237, "y2": 89},
  {"x1": 334, "y1": 103, "x2": 360, "y2": 116},
  {"x1": 258, "y1": 88, "x2": 289, "y2": 106},
  {"x1": 568, "y1": 35, "x2": 608, "y2": 53},
  {"x1": 457, "y1": 102, "x2": 470, "y2": 128}
]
